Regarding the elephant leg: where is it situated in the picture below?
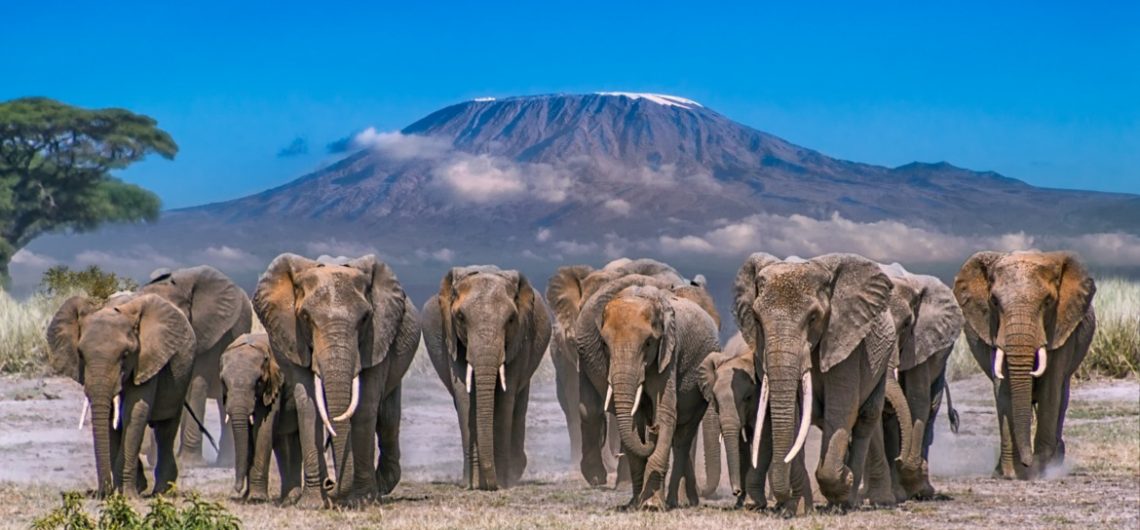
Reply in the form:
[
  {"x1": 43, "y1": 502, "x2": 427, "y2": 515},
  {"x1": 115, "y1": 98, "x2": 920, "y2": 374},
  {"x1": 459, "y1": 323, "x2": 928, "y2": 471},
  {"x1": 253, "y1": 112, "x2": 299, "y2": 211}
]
[
  {"x1": 744, "y1": 424, "x2": 771, "y2": 511},
  {"x1": 376, "y1": 386, "x2": 403, "y2": 496},
  {"x1": 290, "y1": 377, "x2": 326, "y2": 508},
  {"x1": 901, "y1": 366, "x2": 935, "y2": 498},
  {"x1": 249, "y1": 412, "x2": 276, "y2": 502},
  {"x1": 1033, "y1": 370, "x2": 1068, "y2": 473},
  {"x1": 790, "y1": 449, "x2": 814, "y2": 515},
  {"x1": 119, "y1": 397, "x2": 150, "y2": 498},
  {"x1": 215, "y1": 397, "x2": 235, "y2": 467},
  {"x1": 553, "y1": 345, "x2": 582, "y2": 464},
  {"x1": 667, "y1": 416, "x2": 701, "y2": 507},
  {"x1": 152, "y1": 417, "x2": 180, "y2": 496},
  {"x1": 493, "y1": 386, "x2": 516, "y2": 488},
  {"x1": 577, "y1": 373, "x2": 608, "y2": 487},
  {"x1": 864, "y1": 423, "x2": 895, "y2": 506},
  {"x1": 846, "y1": 379, "x2": 886, "y2": 508},
  {"x1": 349, "y1": 380, "x2": 383, "y2": 503},
  {"x1": 280, "y1": 433, "x2": 303, "y2": 503},
  {"x1": 992, "y1": 379, "x2": 1017, "y2": 479},
  {"x1": 510, "y1": 383, "x2": 531, "y2": 485},
  {"x1": 450, "y1": 379, "x2": 474, "y2": 488},
  {"x1": 881, "y1": 409, "x2": 905, "y2": 502},
  {"x1": 1054, "y1": 379, "x2": 1071, "y2": 467},
  {"x1": 179, "y1": 372, "x2": 208, "y2": 466}
]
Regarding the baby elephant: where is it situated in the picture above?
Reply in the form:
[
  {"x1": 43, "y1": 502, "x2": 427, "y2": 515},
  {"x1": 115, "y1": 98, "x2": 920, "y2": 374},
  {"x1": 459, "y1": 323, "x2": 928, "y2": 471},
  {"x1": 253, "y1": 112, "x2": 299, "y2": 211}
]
[{"x1": 220, "y1": 333, "x2": 301, "y2": 503}]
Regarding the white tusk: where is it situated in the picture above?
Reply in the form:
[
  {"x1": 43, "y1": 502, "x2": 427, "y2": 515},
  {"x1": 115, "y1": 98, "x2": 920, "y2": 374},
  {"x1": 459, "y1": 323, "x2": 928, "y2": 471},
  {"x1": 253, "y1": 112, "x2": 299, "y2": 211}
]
[
  {"x1": 466, "y1": 364, "x2": 474, "y2": 394},
  {"x1": 249, "y1": 414, "x2": 254, "y2": 425},
  {"x1": 742, "y1": 425, "x2": 749, "y2": 443},
  {"x1": 785, "y1": 372, "x2": 813, "y2": 464},
  {"x1": 78, "y1": 397, "x2": 90, "y2": 430},
  {"x1": 313, "y1": 375, "x2": 336, "y2": 437},
  {"x1": 993, "y1": 348, "x2": 1006, "y2": 380},
  {"x1": 1031, "y1": 347, "x2": 1047, "y2": 378},
  {"x1": 499, "y1": 365, "x2": 507, "y2": 392},
  {"x1": 332, "y1": 376, "x2": 360, "y2": 422},
  {"x1": 631, "y1": 384, "x2": 643, "y2": 417},
  {"x1": 224, "y1": 413, "x2": 230, "y2": 424},
  {"x1": 751, "y1": 374, "x2": 769, "y2": 468},
  {"x1": 894, "y1": 367, "x2": 899, "y2": 380},
  {"x1": 604, "y1": 385, "x2": 613, "y2": 412},
  {"x1": 112, "y1": 395, "x2": 121, "y2": 430}
]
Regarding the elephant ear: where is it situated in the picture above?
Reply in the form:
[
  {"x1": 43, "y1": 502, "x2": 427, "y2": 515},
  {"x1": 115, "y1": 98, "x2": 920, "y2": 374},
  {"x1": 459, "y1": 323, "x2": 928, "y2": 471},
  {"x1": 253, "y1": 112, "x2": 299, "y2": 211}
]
[
  {"x1": 732, "y1": 253, "x2": 781, "y2": 354},
  {"x1": 47, "y1": 296, "x2": 97, "y2": 383},
  {"x1": 655, "y1": 295, "x2": 677, "y2": 373},
  {"x1": 698, "y1": 350, "x2": 729, "y2": 402},
  {"x1": 954, "y1": 251, "x2": 1002, "y2": 346},
  {"x1": 503, "y1": 271, "x2": 541, "y2": 363},
  {"x1": 545, "y1": 265, "x2": 594, "y2": 336},
  {"x1": 350, "y1": 255, "x2": 409, "y2": 368},
  {"x1": 119, "y1": 294, "x2": 196, "y2": 385},
  {"x1": 814, "y1": 253, "x2": 894, "y2": 373},
  {"x1": 176, "y1": 266, "x2": 250, "y2": 354},
  {"x1": 910, "y1": 275, "x2": 965, "y2": 370},
  {"x1": 1047, "y1": 252, "x2": 1096, "y2": 349},
  {"x1": 438, "y1": 267, "x2": 464, "y2": 362},
  {"x1": 257, "y1": 337, "x2": 283, "y2": 407},
  {"x1": 254, "y1": 253, "x2": 318, "y2": 367}
]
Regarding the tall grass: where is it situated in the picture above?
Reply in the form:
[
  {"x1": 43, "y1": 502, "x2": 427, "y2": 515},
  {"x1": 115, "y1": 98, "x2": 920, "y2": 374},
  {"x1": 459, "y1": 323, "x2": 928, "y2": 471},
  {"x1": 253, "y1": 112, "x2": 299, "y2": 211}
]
[
  {"x1": 0, "y1": 288, "x2": 84, "y2": 375},
  {"x1": 947, "y1": 277, "x2": 1140, "y2": 380}
]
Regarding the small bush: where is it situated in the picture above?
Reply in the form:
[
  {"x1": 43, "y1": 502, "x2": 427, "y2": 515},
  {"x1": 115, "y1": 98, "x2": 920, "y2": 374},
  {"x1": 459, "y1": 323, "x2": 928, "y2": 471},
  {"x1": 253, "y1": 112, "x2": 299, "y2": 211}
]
[
  {"x1": 0, "y1": 287, "x2": 82, "y2": 375},
  {"x1": 40, "y1": 265, "x2": 137, "y2": 301},
  {"x1": 32, "y1": 492, "x2": 241, "y2": 530}
]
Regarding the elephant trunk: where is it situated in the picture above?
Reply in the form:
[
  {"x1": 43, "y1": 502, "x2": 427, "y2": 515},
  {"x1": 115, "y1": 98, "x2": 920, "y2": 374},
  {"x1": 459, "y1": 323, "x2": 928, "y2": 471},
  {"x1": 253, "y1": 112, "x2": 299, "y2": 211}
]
[
  {"x1": 999, "y1": 309, "x2": 1044, "y2": 468},
  {"x1": 766, "y1": 361, "x2": 801, "y2": 503},
  {"x1": 229, "y1": 413, "x2": 252, "y2": 497},
  {"x1": 90, "y1": 398, "x2": 115, "y2": 495},
  {"x1": 884, "y1": 376, "x2": 915, "y2": 467},
  {"x1": 700, "y1": 407, "x2": 721, "y2": 498},
  {"x1": 474, "y1": 363, "x2": 499, "y2": 490},
  {"x1": 318, "y1": 367, "x2": 356, "y2": 498},
  {"x1": 612, "y1": 365, "x2": 655, "y2": 458},
  {"x1": 717, "y1": 399, "x2": 745, "y2": 497}
]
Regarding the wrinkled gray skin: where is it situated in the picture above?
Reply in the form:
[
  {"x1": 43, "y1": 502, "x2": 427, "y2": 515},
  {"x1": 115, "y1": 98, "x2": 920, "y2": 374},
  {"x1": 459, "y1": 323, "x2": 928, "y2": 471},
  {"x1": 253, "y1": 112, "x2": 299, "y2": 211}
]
[
  {"x1": 734, "y1": 253, "x2": 897, "y2": 516},
  {"x1": 699, "y1": 333, "x2": 763, "y2": 508},
  {"x1": 48, "y1": 293, "x2": 196, "y2": 497},
  {"x1": 954, "y1": 251, "x2": 1095, "y2": 480},
  {"x1": 547, "y1": 258, "x2": 721, "y2": 494},
  {"x1": 143, "y1": 265, "x2": 252, "y2": 468},
  {"x1": 576, "y1": 276, "x2": 719, "y2": 510},
  {"x1": 220, "y1": 333, "x2": 301, "y2": 503},
  {"x1": 865, "y1": 264, "x2": 964, "y2": 501},
  {"x1": 254, "y1": 254, "x2": 421, "y2": 507},
  {"x1": 422, "y1": 266, "x2": 552, "y2": 489}
]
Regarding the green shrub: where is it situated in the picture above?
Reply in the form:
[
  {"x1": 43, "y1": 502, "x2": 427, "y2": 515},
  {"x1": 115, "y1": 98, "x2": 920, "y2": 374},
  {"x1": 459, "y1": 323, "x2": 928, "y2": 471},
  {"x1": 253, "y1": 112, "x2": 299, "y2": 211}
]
[
  {"x1": 40, "y1": 265, "x2": 137, "y2": 301},
  {"x1": 32, "y1": 492, "x2": 241, "y2": 530}
]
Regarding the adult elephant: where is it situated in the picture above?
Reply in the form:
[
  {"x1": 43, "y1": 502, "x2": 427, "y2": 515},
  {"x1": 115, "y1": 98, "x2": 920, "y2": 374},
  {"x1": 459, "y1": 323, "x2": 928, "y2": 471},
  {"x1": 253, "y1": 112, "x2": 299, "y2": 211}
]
[
  {"x1": 954, "y1": 251, "x2": 1095, "y2": 480},
  {"x1": 575, "y1": 275, "x2": 719, "y2": 510},
  {"x1": 143, "y1": 265, "x2": 252, "y2": 467},
  {"x1": 734, "y1": 253, "x2": 897, "y2": 515},
  {"x1": 547, "y1": 258, "x2": 721, "y2": 492},
  {"x1": 48, "y1": 293, "x2": 196, "y2": 497},
  {"x1": 422, "y1": 266, "x2": 552, "y2": 490},
  {"x1": 253, "y1": 254, "x2": 421, "y2": 506},
  {"x1": 866, "y1": 263, "x2": 963, "y2": 501}
]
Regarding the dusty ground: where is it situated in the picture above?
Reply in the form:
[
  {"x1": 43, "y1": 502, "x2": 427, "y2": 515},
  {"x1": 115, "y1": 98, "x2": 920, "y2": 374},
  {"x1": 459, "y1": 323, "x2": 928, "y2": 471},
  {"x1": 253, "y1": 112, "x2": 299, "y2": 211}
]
[{"x1": 1, "y1": 371, "x2": 1136, "y2": 529}]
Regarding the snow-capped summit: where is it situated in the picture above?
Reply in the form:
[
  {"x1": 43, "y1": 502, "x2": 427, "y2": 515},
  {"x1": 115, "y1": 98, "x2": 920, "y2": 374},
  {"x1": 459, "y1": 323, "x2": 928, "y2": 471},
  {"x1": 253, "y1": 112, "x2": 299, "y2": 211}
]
[{"x1": 594, "y1": 92, "x2": 702, "y2": 109}]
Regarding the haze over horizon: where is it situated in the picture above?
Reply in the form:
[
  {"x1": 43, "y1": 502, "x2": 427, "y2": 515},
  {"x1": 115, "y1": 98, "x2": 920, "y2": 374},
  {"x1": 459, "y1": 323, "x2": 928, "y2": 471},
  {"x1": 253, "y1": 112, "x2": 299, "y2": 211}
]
[{"x1": 2, "y1": 1, "x2": 1137, "y2": 208}]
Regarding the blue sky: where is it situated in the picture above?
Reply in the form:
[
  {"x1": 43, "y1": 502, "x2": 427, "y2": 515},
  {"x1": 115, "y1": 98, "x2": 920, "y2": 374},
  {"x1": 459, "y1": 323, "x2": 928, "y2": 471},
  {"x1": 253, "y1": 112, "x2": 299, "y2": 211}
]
[{"x1": 2, "y1": 1, "x2": 1137, "y2": 208}]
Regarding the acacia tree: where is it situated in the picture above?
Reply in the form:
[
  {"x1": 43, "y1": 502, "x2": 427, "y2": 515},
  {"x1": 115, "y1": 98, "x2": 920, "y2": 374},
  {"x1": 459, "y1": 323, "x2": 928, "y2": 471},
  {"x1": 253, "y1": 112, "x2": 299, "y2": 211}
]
[{"x1": 0, "y1": 97, "x2": 177, "y2": 286}]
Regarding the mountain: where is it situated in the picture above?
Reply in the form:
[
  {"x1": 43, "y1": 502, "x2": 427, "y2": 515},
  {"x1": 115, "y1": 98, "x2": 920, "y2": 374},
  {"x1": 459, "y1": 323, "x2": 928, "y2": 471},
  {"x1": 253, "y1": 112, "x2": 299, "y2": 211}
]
[{"x1": 16, "y1": 93, "x2": 1140, "y2": 300}]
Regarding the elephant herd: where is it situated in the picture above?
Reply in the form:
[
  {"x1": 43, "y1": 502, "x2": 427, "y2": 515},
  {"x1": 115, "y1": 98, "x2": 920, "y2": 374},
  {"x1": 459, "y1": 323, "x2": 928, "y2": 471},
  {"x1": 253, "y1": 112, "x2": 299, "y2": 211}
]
[{"x1": 45, "y1": 249, "x2": 1096, "y2": 517}]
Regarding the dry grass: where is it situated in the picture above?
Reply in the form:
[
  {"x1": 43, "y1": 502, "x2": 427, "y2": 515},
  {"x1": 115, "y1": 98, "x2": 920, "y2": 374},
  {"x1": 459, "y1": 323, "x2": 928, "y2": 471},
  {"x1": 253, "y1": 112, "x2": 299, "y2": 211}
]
[{"x1": 0, "y1": 288, "x2": 82, "y2": 375}]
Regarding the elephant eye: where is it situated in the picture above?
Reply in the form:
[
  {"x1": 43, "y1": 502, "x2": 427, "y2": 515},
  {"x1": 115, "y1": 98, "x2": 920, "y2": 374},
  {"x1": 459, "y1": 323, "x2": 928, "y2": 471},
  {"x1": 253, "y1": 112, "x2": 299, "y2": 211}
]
[{"x1": 455, "y1": 310, "x2": 466, "y2": 323}]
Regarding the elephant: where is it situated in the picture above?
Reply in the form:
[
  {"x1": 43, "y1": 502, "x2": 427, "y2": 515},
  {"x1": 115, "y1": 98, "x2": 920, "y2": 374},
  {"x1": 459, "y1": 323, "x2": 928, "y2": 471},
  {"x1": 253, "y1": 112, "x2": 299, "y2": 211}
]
[
  {"x1": 733, "y1": 253, "x2": 898, "y2": 515},
  {"x1": 422, "y1": 266, "x2": 552, "y2": 490},
  {"x1": 48, "y1": 293, "x2": 196, "y2": 497},
  {"x1": 953, "y1": 250, "x2": 1096, "y2": 480},
  {"x1": 219, "y1": 333, "x2": 302, "y2": 503},
  {"x1": 698, "y1": 332, "x2": 764, "y2": 508},
  {"x1": 865, "y1": 263, "x2": 963, "y2": 501},
  {"x1": 253, "y1": 254, "x2": 421, "y2": 507},
  {"x1": 575, "y1": 274, "x2": 720, "y2": 510},
  {"x1": 143, "y1": 265, "x2": 253, "y2": 467},
  {"x1": 547, "y1": 258, "x2": 721, "y2": 493}
]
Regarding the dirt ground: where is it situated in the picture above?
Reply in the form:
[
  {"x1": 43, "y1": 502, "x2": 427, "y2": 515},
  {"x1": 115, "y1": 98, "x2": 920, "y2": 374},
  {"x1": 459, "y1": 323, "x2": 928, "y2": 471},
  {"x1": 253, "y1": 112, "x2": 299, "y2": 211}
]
[{"x1": 1, "y1": 370, "x2": 1136, "y2": 529}]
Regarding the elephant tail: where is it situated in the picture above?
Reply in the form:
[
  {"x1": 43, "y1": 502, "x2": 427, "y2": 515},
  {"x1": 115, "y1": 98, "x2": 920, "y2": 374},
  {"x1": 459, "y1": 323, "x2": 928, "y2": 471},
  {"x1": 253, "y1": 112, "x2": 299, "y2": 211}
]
[{"x1": 943, "y1": 382, "x2": 960, "y2": 434}]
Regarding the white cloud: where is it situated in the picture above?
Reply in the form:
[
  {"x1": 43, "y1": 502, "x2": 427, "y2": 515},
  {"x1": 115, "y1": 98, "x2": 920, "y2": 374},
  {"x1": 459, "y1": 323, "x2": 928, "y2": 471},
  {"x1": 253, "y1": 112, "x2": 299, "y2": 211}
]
[
  {"x1": 432, "y1": 248, "x2": 456, "y2": 263},
  {"x1": 656, "y1": 212, "x2": 1140, "y2": 266},
  {"x1": 433, "y1": 154, "x2": 572, "y2": 203},
  {"x1": 604, "y1": 198, "x2": 632, "y2": 216},
  {"x1": 194, "y1": 245, "x2": 261, "y2": 270},
  {"x1": 73, "y1": 246, "x2": 181, "y2": 279},
  {"x1": 10, "y1": 249, "x2": 56, "y2": 268},
  {"x1": 353, "y1": 128, "x2": 451, "y2": 160},
  {"x1": 554, "y1": 240, "x2": 597, "y2": 255},
  {"x1": 305, "y1": 239, "x2": 380, "y2": 259},
  {"x1": 536, "y1": 228, "x2": 552, "y2": 242}
]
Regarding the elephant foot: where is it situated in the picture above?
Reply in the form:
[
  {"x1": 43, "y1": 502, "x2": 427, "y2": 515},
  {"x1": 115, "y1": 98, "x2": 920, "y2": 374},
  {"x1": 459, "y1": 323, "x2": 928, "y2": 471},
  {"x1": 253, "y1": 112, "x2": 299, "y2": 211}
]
[
  {"x1": 641, "y1": 494, "x2": 668, "y2": 512},
  {"x1": 246, "y1": 489, "x2": 271, "y2": 504},
  {"x1": 774, "y1": 499, "x2": 799, "y2": 519},
  {"x1": 821, "y1": 501, "x2": 851, "y2": 516},
  {"x1": 294, "y1": 488, "x2": 329, "y2": 510},
  {"x1": 866, "y1": 494, "x2": 897, "y2": 508},
  {"x1": 279, "y1": 487, "x2": 303, "y2": 507},
  {"x1": 913, "y1": 489, "x2": 952, "y2": 502},
  {"x1": 743, "y1": 497, "x2": 766, "y2": 511},
  {"x1": 376, "y1": 464, "x2": 401, "y2": 496}
]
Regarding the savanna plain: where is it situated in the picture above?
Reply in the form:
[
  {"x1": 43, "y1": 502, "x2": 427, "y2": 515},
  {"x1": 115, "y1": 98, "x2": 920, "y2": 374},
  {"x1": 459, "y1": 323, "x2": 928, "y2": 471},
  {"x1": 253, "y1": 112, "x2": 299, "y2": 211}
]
[{"x1": 1, "y1": 280, "x2": 1137, "y2": 529}]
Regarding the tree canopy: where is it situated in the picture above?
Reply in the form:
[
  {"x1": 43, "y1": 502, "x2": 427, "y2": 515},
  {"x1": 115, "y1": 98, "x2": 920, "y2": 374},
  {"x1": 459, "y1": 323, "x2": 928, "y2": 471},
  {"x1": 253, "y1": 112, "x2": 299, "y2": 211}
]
[{"x1": 0, "y1": 97, "x2": 177, "y2": 286}]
